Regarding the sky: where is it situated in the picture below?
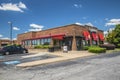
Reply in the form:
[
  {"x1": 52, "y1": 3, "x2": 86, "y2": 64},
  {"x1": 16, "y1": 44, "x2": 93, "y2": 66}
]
[{"x1": 0, "y1": 0, "x2": 120, "y2": 40}]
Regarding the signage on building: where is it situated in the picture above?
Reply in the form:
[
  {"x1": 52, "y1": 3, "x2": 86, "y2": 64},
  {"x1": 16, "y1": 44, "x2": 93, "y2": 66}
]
[{"x1": 89, "y1": 29, "x2": 97, "y2": 32}]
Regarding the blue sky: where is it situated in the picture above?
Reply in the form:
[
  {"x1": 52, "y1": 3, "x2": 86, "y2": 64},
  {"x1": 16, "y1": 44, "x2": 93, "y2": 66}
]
[{"x1": 0, "y1": 0, "x2": 120, "y2": 40}]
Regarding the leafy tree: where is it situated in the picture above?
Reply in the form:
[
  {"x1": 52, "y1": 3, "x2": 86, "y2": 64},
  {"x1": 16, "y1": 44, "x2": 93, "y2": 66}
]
[{"x1": 106, "y1": 24, "x2": 120, "y2": 47}]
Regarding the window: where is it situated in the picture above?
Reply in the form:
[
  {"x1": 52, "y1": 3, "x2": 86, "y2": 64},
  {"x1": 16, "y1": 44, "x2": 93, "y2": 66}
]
[
  {"x1": 36, "y1": 39, "x2": 40, "y2": 45},
  {"x1": 48, "y1": 38, "x2": 51, "y2": 43},
  {"x1": 41, "y1": 39, "x2": 44, "y2": 45},
  {"x1": 26, "y1": 38, "x2": 51, "y2": 46},
  {"x1": 25, "y1": 40, "x2": 31, "y2": 45},
  {"x1": 43, "y1": 38, "x2": 51, "y2": 45}
]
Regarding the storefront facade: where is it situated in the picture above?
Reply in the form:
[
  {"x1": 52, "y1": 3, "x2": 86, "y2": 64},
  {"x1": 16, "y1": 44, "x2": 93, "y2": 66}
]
[{"x1": 17, "y1": 24, "x2": 104, "y2": 50}]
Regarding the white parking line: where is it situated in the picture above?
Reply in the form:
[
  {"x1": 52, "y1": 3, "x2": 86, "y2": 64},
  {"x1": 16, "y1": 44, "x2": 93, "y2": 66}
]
[
  {"x1": 21, "y1": 52, "x2": 48, "y2": 58},
  {"x1": 4, "y1": 60, "x2": 20, "y2": 65}
]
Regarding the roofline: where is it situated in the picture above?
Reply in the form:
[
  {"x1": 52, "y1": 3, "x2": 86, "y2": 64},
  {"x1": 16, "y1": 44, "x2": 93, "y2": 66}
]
[{"x1": 18, "y1": 23, "x2": 103, "y2": 35}]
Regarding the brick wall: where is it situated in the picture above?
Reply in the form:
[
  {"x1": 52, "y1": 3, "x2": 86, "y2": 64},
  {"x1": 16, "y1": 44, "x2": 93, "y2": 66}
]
[
  {"x1": 17, "y1": 32, "x2": 36, "y2": 44},
  {"x1": 17, "y1": 24, "x2": 104, "y2": 45}
]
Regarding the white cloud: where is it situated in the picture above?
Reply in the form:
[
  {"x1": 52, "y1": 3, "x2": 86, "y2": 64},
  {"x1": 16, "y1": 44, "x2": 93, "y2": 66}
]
[
  {"x1": 104, "y1": 31, "x2": 108, "y2": 35},
  {"x1": 30, "y1": 24, "x2": 44, "y2": 29},
  {"x1": 75, "y1": 22, "x2": 94, "y2": 27},
  {"x1": 73, "y1": 4, "x2": 82, "y2": 8},
  {"x1": 18, "y1": 2, "x2": 27, "y2": 9},
  {"x1": 108, "y1": 28, "x2": 115, "y2": 32},
  {"x1": 1, "y1": 37, "x2": 10, "y2": 40},
  {"x1": 29, "y1": 28, "x2": 42, "y2": 31},
  {"x1": 74, "y1": 4, "x2": 78, "y2": 7},
  {"x1": 105, "y1": 19, "x2": 120, "y2": 26},
  {"x1": 13, "y1": 27, "x2": 20, "y2": 30},
  {"x1": 104, "y1": 31, "x2": 108, "y2": 37},
  {"x1": 0, "y1": 34, "x2": 3, "y2": 37},
  {"x1": 13, "y1": 38, "x2": 17, "y2": 40},
  {"x1": 85, "y1": 22, "x2": 94, "y2": 26},
  {"x1": 75, "y1": 22, "x2": 83, "y2": 25},
  {"x1": 0, "y1": 2, "x2": 27, "y2": 12},
  {"x1": 29, "y1": 23, "x2": 44, "y2": 31}
]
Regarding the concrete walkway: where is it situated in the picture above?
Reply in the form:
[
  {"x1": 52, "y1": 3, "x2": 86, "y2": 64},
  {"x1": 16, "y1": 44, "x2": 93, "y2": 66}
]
[{"x1": 16, "y1": 51, "x2": 95, "y2": 68}]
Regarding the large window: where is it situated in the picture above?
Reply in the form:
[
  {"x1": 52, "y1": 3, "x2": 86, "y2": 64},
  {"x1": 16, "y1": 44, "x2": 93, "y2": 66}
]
[
  {"x1": 25, "y1": 40, "x2": 31, "y2": 45},
  {"x1": 41, "y1": 39, "x2": 44, "y2": 45},
  {"x1": 24, "y1": 38, "x2": 51, "y2": 46},
  {"x1": 44, "y1": 38, "x2": 51, "y2": 45}
]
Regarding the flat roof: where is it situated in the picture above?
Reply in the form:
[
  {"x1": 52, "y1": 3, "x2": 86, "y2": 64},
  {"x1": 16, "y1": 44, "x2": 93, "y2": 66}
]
[{"x1": 18, "y1": 24, "x2": 103, "y2": 35}]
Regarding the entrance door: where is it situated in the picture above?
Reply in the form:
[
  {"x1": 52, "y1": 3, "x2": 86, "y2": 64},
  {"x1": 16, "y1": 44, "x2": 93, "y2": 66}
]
[
  {"x1": 64, "y1": 37, "x2": 72, "y2": 50},
  {"x1": 76, "y1": 38, "x2": 82, "y2": 50},
  {"x1": 53, "y1": 39, "x2": 63, "y2": 50}
]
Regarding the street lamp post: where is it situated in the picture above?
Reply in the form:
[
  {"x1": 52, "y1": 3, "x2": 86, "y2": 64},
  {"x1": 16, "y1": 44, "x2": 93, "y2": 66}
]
[{"x1": 8, "y1": 21, "x2": 12, "y2": 45}]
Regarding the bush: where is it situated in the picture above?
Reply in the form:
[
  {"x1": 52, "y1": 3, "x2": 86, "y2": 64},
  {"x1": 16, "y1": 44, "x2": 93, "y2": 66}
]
[
  {"x1": 117, "y1": 44, "x2": 120, "y2": 48},
  {"x1": 43, "y1": 45, "x2": 50, "y2": 49},
  {"x1": 34, "y1": 45, "x2": 43, "y2": 49},
  {"x1": 83, "y1": 46, "x2": 89, "y2": 50},
  {"x1": 99, "y1": 44, "x2": 115, "y2": 50},
  {"x1": 34, "y1": 45, "x2": 49, "y2": 49},
  {"x1": 88, "y1": 46, "x2": 106, "y2": 53}
]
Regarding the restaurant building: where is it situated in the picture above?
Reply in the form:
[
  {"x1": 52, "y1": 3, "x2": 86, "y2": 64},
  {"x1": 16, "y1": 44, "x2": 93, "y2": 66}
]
[{"x1": 17, "y1": 24, "x2": 104, "y2": 51}]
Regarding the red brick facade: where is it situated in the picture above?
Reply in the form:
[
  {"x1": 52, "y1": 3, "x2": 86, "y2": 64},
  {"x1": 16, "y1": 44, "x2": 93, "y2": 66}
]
[{"x1": 17, "y1": 24, "x2": 104, "y2": 50}]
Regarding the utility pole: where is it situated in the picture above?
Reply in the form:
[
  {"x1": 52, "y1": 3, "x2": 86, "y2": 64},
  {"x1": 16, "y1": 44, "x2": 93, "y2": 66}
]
[{"x1": 8, "y1": 21, "x2": 12, "y2": 45}]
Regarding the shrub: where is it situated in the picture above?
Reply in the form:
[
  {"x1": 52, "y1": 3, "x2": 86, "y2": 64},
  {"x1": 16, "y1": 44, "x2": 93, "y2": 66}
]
[
  {"x1": 88, "y1": 47, "x2": 106, "y2": 53},
  {"x1": 43, "y1": 45, "x2": 50, "y2": 49},
  {"x1": 83, "y1": 46, "x2": 89, "y2": 50},
  {"x1": 117, "y1": 44, "x2": 120, "y2": 48},
  {"x1": 34, "y1": 45, "x2": 49, "y2": 49},
  {"x1": 34, "y1": 45, "x2": 43, "y2": 49},
  {"x1": 99, "y1": 44, "x2": 115, "y2": 50}
]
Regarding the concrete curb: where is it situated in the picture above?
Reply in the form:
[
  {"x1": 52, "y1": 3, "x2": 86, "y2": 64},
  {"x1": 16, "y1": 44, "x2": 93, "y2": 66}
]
[{"x1": 16, "y1": 52, "x2": 95, "y2": 68}]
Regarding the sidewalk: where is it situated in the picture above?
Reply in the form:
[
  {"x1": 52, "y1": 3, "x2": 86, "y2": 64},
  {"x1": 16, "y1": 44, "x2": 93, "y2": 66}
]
[{"x1": 16, "y1": 51, "x2": 95, "y2": 68}]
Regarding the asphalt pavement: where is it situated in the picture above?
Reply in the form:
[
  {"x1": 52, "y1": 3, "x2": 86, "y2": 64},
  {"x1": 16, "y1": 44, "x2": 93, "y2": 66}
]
[
  {"x1": 0, "y1": 51, "x2": 120, "y2": 80},
  {"x1": 0, "y1": 53, "x2": 58, "y2": 68}
]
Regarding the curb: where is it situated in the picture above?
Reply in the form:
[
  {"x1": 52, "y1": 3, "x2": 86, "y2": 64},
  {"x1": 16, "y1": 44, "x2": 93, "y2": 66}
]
[{"x1": 16, "y1": 53, "x2": 94, "y2": 68}]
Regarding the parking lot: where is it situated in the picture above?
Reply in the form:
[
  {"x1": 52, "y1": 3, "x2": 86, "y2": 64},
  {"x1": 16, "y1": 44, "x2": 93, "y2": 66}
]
[
  {"x1": 0, "y1": 52, "x2": 59, "y2": 68},
  {"x1": 1, "y1": 51, "x2": 120, "y2": 80}
]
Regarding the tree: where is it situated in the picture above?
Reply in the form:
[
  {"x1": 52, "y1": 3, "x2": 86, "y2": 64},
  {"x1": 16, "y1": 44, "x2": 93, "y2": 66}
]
[{"x1": 106, "y1": 24, "x2": 120, "y2": 47}]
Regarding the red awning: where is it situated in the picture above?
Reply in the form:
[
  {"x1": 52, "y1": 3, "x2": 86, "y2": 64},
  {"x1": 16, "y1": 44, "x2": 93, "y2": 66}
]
[
  {"x1": 22, "y1": 33, "x2": 65, "y2": 41},
  {"x1": 99, "y1": 34, "x2": 104, "y2": 41},
  {"x1": 83, "y1": 31, "x2": 91, "y2": 40},
  {"x1": 52, "y1": 36, "x2": 64, "y2": 40},
  {"x1": 51, "y1": 33, "x2": 65, "y2": 40},
  {"x1": 92, "y1": 33, "x2": 98, "y2": 41}
]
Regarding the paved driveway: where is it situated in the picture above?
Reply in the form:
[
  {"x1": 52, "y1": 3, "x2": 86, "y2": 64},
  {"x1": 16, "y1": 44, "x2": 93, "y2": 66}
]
[{"x1": 0, "y1": 52, "x2": 120, "y2": 80}]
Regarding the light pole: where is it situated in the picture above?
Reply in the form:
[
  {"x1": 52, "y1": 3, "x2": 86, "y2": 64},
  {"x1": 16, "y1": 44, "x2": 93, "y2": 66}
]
[{"x1": 8, "y1": 21, "x2": 12, "y2": 45}]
